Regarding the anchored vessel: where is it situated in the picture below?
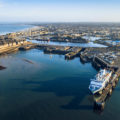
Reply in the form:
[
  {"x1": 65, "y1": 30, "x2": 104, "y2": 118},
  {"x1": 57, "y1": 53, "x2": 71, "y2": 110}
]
[{"x1": 89, "y1": 69, "x2": 112, "y2": 94}]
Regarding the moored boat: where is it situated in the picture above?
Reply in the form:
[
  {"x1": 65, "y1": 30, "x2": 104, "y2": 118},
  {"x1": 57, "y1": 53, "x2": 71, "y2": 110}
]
[{"x1": 89, "y1": 69, "x2": 112, "y2": 94}]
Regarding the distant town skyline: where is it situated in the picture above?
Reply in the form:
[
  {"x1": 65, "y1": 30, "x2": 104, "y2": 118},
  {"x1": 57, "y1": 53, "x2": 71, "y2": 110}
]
[{"x1": 0, "y1": 0, "x2": 120, "y2": 22}]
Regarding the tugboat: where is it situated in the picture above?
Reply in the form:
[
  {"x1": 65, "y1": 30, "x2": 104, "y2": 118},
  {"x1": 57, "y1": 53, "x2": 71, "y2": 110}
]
[{"x1": 89, "y1": 69, "x2": 112, "y2": 95}]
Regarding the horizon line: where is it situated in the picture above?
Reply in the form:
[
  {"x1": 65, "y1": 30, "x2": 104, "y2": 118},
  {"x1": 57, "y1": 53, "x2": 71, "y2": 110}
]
[{"x1": 1, "y1": 21, "x2": 120, "y2": 24}]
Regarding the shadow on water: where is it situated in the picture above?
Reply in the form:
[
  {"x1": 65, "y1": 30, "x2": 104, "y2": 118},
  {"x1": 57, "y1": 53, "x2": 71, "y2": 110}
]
[
  {"x1": 22, "y1": 76, "x2": 93, "y2": 111},
  {"x1": 0, "y1": 65, "x2": 7, "y2": 70}
]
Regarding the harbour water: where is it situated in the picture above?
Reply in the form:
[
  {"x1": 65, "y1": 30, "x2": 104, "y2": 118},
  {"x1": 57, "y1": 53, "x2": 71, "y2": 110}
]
[
  {"x1": 0, "y1": 49, "x2": 120, "y2": 120},
  {"x1": 0, "y1": 24, "x2": 120, "y2": 120}
]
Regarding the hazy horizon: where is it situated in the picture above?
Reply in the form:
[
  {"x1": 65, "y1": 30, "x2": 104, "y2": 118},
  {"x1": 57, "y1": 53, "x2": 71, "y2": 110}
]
[
  {"x1": 1, "y1": 22, "x2": 120, "y2": 24},
  {"x1": 0, "y1": 0, "x2": 120, "y2": 22}
]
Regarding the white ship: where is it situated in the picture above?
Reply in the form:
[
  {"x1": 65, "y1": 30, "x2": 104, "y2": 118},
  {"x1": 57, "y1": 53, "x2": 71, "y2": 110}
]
[{"x1": 89, "y1": 69, "x2": 112, "y2": 94}]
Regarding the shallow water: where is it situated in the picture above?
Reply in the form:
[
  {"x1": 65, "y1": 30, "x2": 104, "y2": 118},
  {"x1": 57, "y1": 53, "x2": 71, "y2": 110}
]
[{"x1": 0, "y1": 49, "x2": 120, "y2": 120}]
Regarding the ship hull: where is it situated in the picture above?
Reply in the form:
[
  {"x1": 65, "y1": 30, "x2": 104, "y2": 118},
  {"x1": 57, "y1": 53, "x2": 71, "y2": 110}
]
[
  {"x1": 89, "y1": 86, "x2": 104, "y2": 95},
  {"x1": 89, "y1": 69, "x2": 112, "y2": 95}
]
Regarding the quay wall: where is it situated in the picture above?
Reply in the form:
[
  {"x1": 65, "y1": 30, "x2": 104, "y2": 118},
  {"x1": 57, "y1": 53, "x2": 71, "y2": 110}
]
[{"x1": 0, "y1": 41, "x2": 35, "y2": 55}]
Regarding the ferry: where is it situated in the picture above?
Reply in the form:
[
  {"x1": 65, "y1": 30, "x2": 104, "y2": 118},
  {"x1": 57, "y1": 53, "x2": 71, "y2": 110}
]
[{"x1": 89, "y1": 69, "x2": 112, "y2": 94}]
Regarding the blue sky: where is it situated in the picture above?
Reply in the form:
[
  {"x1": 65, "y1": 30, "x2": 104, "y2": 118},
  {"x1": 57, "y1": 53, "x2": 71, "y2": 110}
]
[{"x1": 0, "y1": 0, "x2": 120, "y2": 22}]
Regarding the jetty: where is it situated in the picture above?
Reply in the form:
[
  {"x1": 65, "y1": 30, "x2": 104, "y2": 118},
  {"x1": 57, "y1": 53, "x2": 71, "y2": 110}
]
[{"x1": 88, "y1": 55, "x2": 120, "y2": 111}]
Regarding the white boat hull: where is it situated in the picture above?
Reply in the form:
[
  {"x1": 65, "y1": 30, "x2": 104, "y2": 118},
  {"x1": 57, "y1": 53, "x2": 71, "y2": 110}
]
[{"x1": 89, "y1": 69, "x2": 112, "y2": 95}]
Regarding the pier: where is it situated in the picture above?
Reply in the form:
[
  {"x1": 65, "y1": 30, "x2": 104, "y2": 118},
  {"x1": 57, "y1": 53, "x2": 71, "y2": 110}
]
[
  {"x1": 93, "y1": 67, "x2": 120, "y2": 111},
  {"x1": 78, "y1": 48, "x2": 120, "y2": 111}
]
